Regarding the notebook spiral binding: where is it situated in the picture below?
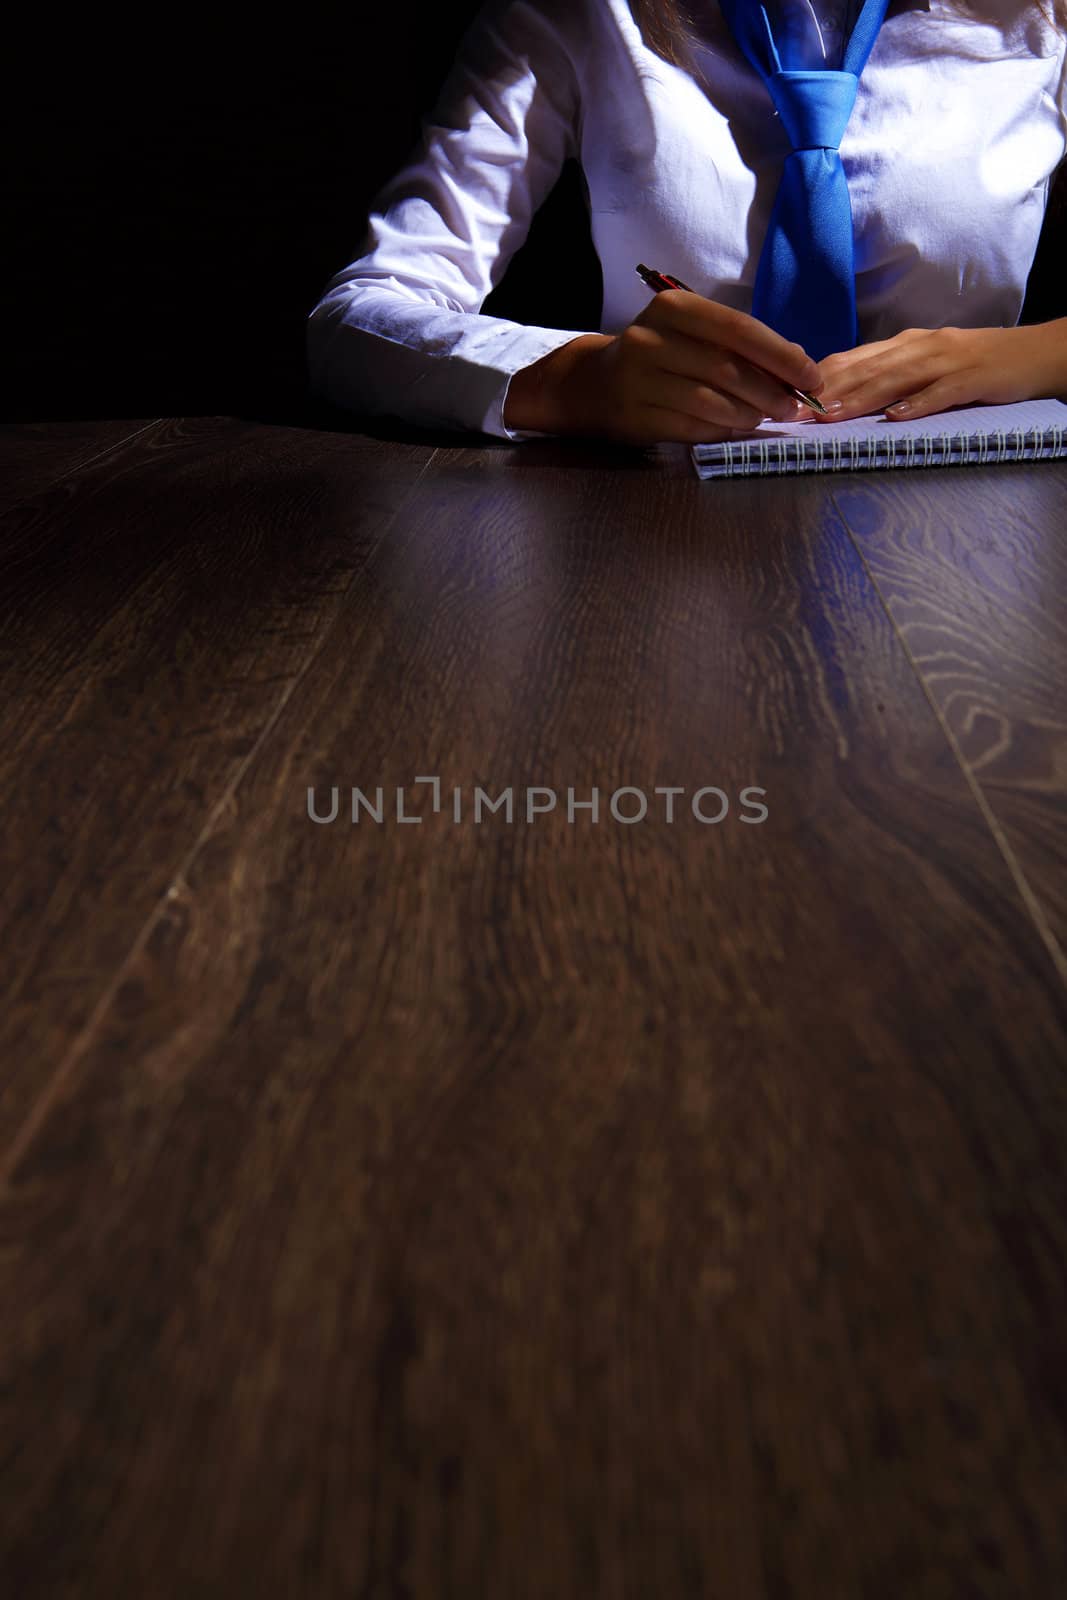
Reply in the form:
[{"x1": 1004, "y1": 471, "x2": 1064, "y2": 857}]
[{"x1": 697, "y1": 422, "x2": 1066, "y2": 477}]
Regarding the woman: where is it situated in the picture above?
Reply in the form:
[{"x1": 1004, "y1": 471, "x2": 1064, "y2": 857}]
[{"x1": 305, "y1": 0, "x2": 1067, "y2": 445}]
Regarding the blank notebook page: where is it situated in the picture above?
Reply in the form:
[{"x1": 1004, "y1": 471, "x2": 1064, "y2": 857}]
[{"x1": 725, "y1": 398, "x2": 1067, "y2": 445}]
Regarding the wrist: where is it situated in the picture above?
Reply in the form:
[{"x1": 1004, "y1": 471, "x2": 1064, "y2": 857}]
[
  {"x1": 503, "y1": 334, "x2": 615, "y2": 434},
  {"x1": 1009, "y1": 318, "x2": 1067, "y2": 400}
]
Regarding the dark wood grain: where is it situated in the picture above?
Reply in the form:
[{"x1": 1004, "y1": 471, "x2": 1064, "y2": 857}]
[
  {"x1": 1, "y1": 432, "x2": 1065, "y2": 1599},
  {"x1": 831, "y1": 463, "x2": 1067, "y2": 971},
  {"x1": 0, "y1": 420, "x2": 161, "y2": 511},
  {"x1": 0, "y1": 417, "x2": 437, "y2": 1153}
]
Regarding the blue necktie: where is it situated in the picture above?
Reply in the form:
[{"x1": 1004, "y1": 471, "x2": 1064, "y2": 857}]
[{"x1": 716, "y1": 0, "x2": 891, "y2": 360}]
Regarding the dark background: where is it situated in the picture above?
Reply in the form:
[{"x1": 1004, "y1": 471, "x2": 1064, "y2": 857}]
[{"x1": 5, "y1": 3, "x2": 1064, "y2": 426}]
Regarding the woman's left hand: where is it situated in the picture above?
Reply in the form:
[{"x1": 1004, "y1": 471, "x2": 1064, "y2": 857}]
[{"x1": 795, "y1": 324, "x2": 1062, "y2": 423}]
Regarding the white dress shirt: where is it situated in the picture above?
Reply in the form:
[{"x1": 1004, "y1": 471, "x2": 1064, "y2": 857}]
[{"x1": 305, "y1": 0, "x2": 1067, "y2": 440}]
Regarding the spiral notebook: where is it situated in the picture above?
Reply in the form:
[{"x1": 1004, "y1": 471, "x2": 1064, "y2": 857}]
[{"x1": 690, "y1": 399, "x2": 1067, "y2": 479}]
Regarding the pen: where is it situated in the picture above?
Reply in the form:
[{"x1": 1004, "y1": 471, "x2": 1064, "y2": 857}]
[{"x1": 634, "y1": 263, "x2": 829, "y2": 416}]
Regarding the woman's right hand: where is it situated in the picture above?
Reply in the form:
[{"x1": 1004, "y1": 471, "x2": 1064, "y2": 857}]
[{"x1": 504, "y1": 290, "x2": 825, "y2": 444}]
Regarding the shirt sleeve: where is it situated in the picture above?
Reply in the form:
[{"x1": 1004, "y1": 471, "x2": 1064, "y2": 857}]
[{"x1": 305, "y1": 0, "x2": 593, "y2": 441}]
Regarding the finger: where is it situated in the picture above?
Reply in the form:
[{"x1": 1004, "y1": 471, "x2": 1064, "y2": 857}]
[
  {"x1": 813, "y1": 370, "x2": 979, "y2": 423},
  {"x1": 810, "y1": 393, "x2": 887, "y2": 421},
  {"x1": 816, "y1": 349, "x2": 955, "y2": 418},
  {"x1": 648, "y1": 367, "x2": 769, "y2": 432},
  {"x1": 653, "y1": 291, "x2": 823, "y2": 393},
  {"x1": 624, "y1": 327, "x2": 782, "y2": 423},
  {"x1": 672, "y1": 341, "x2": 807, "y2": 422},
  {"x1": 884, "y1": 374, "x2": 981, "y2": 421},
  {"x1": 631, "y1": 321, "x2": 808, "y2": 420},
  {"x1": 809, "y1": 345, "x2": 948, "y2": 420}
]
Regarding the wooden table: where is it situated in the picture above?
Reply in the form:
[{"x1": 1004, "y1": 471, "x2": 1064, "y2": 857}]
[{"x1": 2, "y1": 411, "x2": 1066, "y2": 1598}]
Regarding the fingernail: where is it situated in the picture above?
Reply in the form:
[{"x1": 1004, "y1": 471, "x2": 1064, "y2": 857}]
[
  {"x1": 823, "y1": 400, "x2": 844, "y2": 413},
  {"x1": 887, "y1": 401, "x2": 910, "y2": 414}
]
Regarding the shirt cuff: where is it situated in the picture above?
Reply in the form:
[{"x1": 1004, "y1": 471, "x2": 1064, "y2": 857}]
[{"x1": 478, "y1": 329, "x2": 595, "y2": 441}]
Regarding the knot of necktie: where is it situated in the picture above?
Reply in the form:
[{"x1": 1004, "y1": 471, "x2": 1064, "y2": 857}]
[{"x1": 767, "y1": 70, "x2": 859, "y2": 152}]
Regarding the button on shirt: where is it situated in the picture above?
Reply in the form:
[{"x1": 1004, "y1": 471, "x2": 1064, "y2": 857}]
[{"x1": 306, "y1": 0, "x2": 1067, "y2": 440}]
